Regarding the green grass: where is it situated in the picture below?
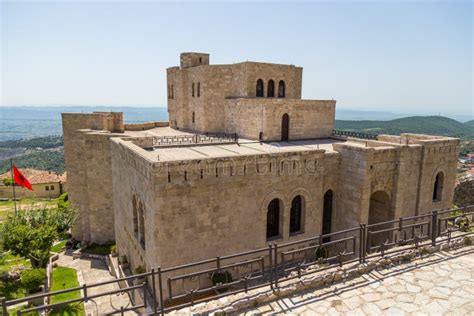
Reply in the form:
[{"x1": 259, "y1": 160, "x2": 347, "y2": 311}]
[
  {"x1": 82, "y1": 242, "x2": 114, "y2": 256},
  {"x1": 0, "y1": 253, "x2": 32, "y2": 300},
  {"x1": 51, "y1": 240, "x2": 67, "y2": 253},
  {"x1": 49, "y1": 266, "x2": 84, "y2": 316}
]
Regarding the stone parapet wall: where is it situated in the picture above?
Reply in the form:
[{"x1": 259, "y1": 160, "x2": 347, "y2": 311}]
[{"x1": 124, "y1": 121, "x2": 169, "y2": 131}]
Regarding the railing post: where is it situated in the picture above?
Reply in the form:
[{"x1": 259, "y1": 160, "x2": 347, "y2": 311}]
[
  {"x1": 83, "y1": 283, "x2": 88, "y2": 302},
  {"x1": 216, "y1": 256, "x2": 221, "y2": 271},
  {"x1": 151, "y1": 268, "x2": 157, "y2": 315},
  {"x1": 158, "y1": 267, "x2": 165, "y2": 316},
  {"x1": 1, "y1": 297, "x2": 7, "y2": 316},
  {"x1": 358, "y1": 224, "x2": 364, "y2": 263},
  {"x1": 273, "y1": 243, "x2": 278, "y2": 288},
  {"x1": 431, "y1": 210, "x2": 438, "y2": 246},
  {"x1": 268, "y1": 244, "x2": 273, "y2": 289}
]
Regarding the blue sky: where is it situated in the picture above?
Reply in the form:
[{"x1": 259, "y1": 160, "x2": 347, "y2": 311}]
[{"x1": 1, "y1": 1, "x2": 472, "y2": 117}]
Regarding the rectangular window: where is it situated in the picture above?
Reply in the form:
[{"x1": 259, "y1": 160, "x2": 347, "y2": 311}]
[
  {"x1": 45, "y1": 186, "x2": 49, "y2": 191},
  {"x1": 50, "y1": 185, "x2": 54, "y2": 190}
]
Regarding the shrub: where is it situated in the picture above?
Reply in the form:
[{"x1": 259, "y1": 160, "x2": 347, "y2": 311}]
[
  {"x1": 464, "y1": 237, "x2": 472, "y2": 246},
  {"x1": 211, "y1": 271, "x2": 232, "y2": 286},
  {"x1": 315, "y1": 246, "x2": 328, "y2": 260},
  {"x1": 21, "y1": 269, "x2": 46, "y2": 293},
  {"x1": 110, "y1": 245, "x2": 117, "y2": 255},
  {"x1": 134, "y1": 265, "x2": 145, "y2": 274}
]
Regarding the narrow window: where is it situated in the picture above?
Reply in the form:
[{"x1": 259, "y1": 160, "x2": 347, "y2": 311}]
[
  {"x1": 267, "y1": 80, "x2": 275, "y2": 97},
  {"x1": 138, "y1": 201, "x2": 145, "y2": 249},
  {"x1": 256, "y1": 79, "x2": 264, "y2": 97},
  {"x1": 278, "y1": 80, "x2": 285, "y2": 98},
  {"x1": 192, "y1": 111, "x2": 195, "y2": 123},
  {"x1": 433, "y1": 172, "x2": 444, "y2": 202},
  {"x1": 267, "y1": 199, "x2": 280, "y2": 239},
  {"x1": 199, "y1": 57, "x2": 202, "y2": 63},
  {"x1": 168, "y1": 85, "x2": 170, "y2": 99},
  {"x1": 192, "y1": 83, "x2": 195, "y2": 97},
  {"x1": 290, "y1": 195, "x2": 303, "y2": 234},
  {"x1": 171, "y1": 85, "x2": 174, "y2": 99},
  {"x1": 281, "y1": 113, "x2": 289, "y2": 141},
  {"x1": 45, "y1": 186, "x2": 49, "y2": 191},
  {"x1": 197, "y1": 82, "x2": 201, "y2": 97},
  {"x1": 50, "y1": 185, "x2": 54, "y2": 190},
  {"x1": 132, "y1": 196, "x2": 138, "y2": 238}
]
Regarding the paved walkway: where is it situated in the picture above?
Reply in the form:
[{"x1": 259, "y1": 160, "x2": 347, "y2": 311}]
[
  {"x1": 56, "y1": 252, "x2": 136, "y2": 315},
  {"x1": 241, "y1": 247, "x2": 474, "y2": 315}
]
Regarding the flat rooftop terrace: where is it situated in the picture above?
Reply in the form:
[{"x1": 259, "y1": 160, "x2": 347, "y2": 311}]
[{"x1": 116, "y1": 126, "x2": 375, "y2": 162}]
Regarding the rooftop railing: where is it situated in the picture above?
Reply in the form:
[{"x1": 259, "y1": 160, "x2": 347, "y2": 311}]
[
  {"x1": 151, "y1": 132, "x2": 238, "y2": 148},
  {"x1": 333, "y1": 129, "x2": 378, "y2": 140}
]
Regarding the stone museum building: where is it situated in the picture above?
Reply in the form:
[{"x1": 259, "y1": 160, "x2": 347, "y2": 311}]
[{"x1": 62, "y1": 52, "x2": 459, "y2": 276}]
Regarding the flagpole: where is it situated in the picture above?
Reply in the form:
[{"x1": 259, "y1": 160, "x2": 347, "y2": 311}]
[{"x1": 10, "y1": 159, "x2": 17, "y2": 213}]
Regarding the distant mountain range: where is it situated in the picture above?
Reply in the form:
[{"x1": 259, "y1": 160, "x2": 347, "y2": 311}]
[{"x1": 336, "y1": 116, "x2": 474, "y2": 140}]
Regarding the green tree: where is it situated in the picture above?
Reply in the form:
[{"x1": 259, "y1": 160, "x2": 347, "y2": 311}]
[{"x1": 1, "y1": 207, "x2": 77, "y2": 268}]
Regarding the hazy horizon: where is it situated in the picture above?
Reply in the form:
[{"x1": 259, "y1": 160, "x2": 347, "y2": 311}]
[{"x1": 2, "y1": 1, "x2": 472, "y2": 117}]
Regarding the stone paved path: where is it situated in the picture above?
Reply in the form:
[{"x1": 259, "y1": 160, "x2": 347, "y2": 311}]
[
  {"x1": 56, "y1": 252, "x2": 136, "y2": 315},
  {"x1": 241, "y1": 247, "x2": 474, "y2": 315}
]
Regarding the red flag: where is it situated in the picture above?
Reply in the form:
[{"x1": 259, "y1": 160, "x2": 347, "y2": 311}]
[{"x1": 13, "y1": 165, "x2": 33, "y2": 191}]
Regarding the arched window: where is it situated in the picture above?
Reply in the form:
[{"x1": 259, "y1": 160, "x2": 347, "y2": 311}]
[
  {"x1": 192, "y1": 111, "x2": 195, "y2": 124},
  {"x1": 267, "y1": 80, "x2": 275, "y2": 97},
  {"x1": 281, "y1": 113, "x2": 289, "y2": 141},
  {"x1": 138, "y1": 201, "x2": 145, "y2": 249},
  {"x1": 197, "y1": 82, "x2": 201, "y2": 97},
  {"x1": 192, "y1": 83, "x2": 195, "y2": 97},
  {"x1": 132, "y1": 195, "x2": 138, "y2": 238},
  {"x1": 256, "y1": 79, "x2": 264, "y2": 97},
  {"x1": 433, "y1": 172, "x2": 444, "y2": 202},
  {"x1": 278, "y1": 80, "x2": 285, "y2": 98},
  {"x1": 290, "y1": 195, "x2": 303, "y2": 234},
  {"x1": 322, "y1": 190, "x2": 333, "y2": 242},
  {"x1": 267, "y1": 199, "x2": 280, "y2": 239}
]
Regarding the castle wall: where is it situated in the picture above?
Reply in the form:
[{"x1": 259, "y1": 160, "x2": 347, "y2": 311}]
[
  {"x1": 224, "y1": 99, "x2": 335, "y2": 141},
  {"x1": 61, "y1": 112, "x2": 124, "y2": 242},
  {"x1": 131, "y1": 150, "x2": 334, "y2": 269},
  {"x1": 111, "y1": 139, "x2": 158, "y2": 271}
]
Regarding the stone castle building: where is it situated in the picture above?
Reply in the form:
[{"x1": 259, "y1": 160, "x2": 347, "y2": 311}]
[{"x1": 62, "y1": 52, "x2": 459, "y2": 276}]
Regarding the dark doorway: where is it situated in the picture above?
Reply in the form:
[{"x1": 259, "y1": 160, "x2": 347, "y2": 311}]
[
  {"x1": 433, "y1": 172, "x2": 444, "y2": 202},
  {"x1": 267, "y1": 199, "x2": 280, "y2": 239},
  {"x1": 322, "y1": 190, "x2": 333, "y2": 242},
  {"x1": 368, "y1": 190, "x2": 393, "y2": 248},
  {"x1": 281, "y1": 113, "x2": 289, "y2": 141}
]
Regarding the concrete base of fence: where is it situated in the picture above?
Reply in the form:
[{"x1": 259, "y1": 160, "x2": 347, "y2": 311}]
[{"x1": 170, "y1": 235, "x2": 473, "y2": 315}]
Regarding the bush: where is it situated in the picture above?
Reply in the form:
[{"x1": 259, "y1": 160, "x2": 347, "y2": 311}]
[
  {"x1": 211, "y1": 271, "x2": 232, "y2": 286},
  {"x1": 315, "y1": 246, "x2": 328, "y2": 260},
  {"x1": 21, "y1": 269, "x2": 45, "y2": 293},
  {"x1": 134, "y1": 265, "x2": 145, "y2": 274},
  {"x1": 464, "y1": 237, "x2": 473, "y2": 246}
]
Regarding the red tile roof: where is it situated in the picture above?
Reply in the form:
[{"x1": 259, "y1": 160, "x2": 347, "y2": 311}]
[{"x1": 0, "y1": 168, "x2": 67, "y2": 185}]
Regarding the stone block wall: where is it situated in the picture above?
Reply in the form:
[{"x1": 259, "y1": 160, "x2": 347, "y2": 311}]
[
  {"x1": 62, "y1": 112, "x2": 125, "y2": 243},
  {"x1": 224, "y1": 99, "x2": 335, "y2": 141}
]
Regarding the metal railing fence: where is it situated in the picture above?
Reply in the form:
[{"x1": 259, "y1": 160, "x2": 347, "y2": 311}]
[{"x1": 2, "y1": 205, "x2": 472, "y2": 315}]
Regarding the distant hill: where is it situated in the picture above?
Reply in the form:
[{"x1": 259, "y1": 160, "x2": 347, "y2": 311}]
[
  {"x1": 335, "y1": 116, "x2": 474, "y2": 140},
  {"x1": 465, "y1": 120, "x2": 474, "y2": 127}
]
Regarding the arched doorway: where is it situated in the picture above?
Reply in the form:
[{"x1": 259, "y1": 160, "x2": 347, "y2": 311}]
[
  {"x1": 368, "y1": 190, "x2": 393, "y2": 248},
  {"x1": 322, "y1": 190, "x2": 333, "y2": 242},
  {"x1": 281, "y1": 114, "x2": 289, "y2": 141},
  {"x1": 266, "y1": 199, "x2": 281, "y2": 239},
  {"x1": 433, "y1": 172, "x2": 444, "y2": 202}
]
